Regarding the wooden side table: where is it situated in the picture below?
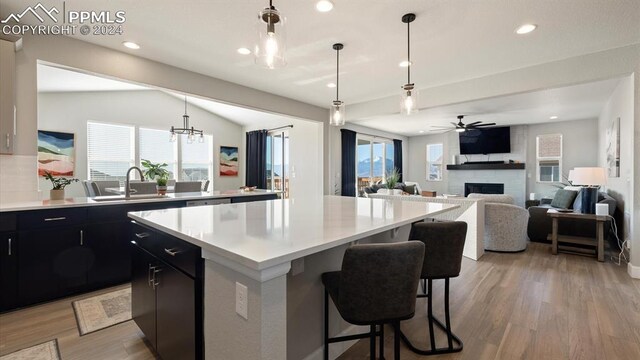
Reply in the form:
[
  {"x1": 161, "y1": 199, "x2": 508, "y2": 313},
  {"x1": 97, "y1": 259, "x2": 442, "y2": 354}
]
[{"x1": 547, "y1": 209, "x2": 608, "y2": 261}]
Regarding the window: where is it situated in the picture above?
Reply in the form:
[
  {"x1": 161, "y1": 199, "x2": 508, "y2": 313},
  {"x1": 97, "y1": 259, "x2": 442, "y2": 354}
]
[
  {"x1": 426, "y1": 143, "x2": 443, "y2": 181},
  {"x1": 181, "y1": 134, "x2": 213, "y2": 181},
  {"x1": 139, "y1": 127, "x2": 178, "y2": 179},
  {"x1": 87, "y1": 122, "x2": 135, "y2": 182},
  {"x1": 266, "y1": 130, "x2": 290, "y2": 198},
  {"x1": 356, "y1": 136, "x2": 394, "y2": 195},
  {"x1": 536, "y1": 134, "x2": 562, "y2": 182}
]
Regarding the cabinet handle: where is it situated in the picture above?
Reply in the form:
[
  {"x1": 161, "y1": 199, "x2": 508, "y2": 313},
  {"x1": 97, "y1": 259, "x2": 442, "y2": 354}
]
[
  {"x1": 44, "y1": 216, "x2": 66, "y2": 222},
  {"x1": 164, "y1": 248, "x2": 180, "y2": 256},
  {"x1": 135, "y1": 232, "x2": 149, "y2": 239},
  {"x1": 152, "y1": 268, "x2": 162, "y2": 289},
  {"x1": 80, "y1": 230, "x2": 84, "y2": 245},
  {"x1": 5, "y1": 133, "x2": 9, "y2": 149},
  {"x1": 7, "y1": 238, "x2": 11, "y2": 256},
  {"x1": 148, "y1": 264, "x2": 156, "y2": 287}
]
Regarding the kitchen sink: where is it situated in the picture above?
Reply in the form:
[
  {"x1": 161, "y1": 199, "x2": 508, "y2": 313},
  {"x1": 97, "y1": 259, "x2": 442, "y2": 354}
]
[{"x1": 92, "y1": 194, "x2": 169, "y2": 202}]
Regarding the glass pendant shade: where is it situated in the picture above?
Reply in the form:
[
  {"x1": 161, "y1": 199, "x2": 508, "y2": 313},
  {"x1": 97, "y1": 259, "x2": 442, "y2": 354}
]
[
  {"x1": 255, "y1": 7, "x2": 286, "y2": 69},
  {"x1": 330, "y1": 100, "x2": 345, "y2": 126},
  {"x1": 400, "y1": 84, "x2": 419, "y2": 115}
]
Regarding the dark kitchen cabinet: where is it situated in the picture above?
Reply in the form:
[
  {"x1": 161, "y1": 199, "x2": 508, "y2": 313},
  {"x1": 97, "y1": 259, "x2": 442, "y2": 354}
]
[
  {"x1": 85, "y1": 221, "x2": 131, "y2": 287},
  {"x1": 131, "y1": 244, "x2": 158, "y2": 350},
  {"x1": 131, "y1": 224, "x2": 202, "y2": 360},
  {"x1": 18, "y1": 227, "x2": 88, "y2": 305},
  {"x1": 0, "y1": 232, "x2": 18, "y2": 311}
]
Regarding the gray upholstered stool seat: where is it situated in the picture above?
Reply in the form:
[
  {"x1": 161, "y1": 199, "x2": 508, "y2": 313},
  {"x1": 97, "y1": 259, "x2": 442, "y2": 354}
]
[
  {"x1": 322, "y1": 241, "x2": 425, "y2": 360},
  {"x1": 400, "y1": 221, "x2": 467, "y2": 356}
]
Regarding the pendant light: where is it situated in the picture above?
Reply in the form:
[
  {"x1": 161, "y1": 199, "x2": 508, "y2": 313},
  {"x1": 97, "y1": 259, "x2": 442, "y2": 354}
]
[
  {"x1": 170, "y1": 96, "x2": 204, "y2": 143},
  {"x1": 400, "y1": 13, "x2": 418, "y2": 115},
  {"x1": 255, "y1": 0, "x2": 286, "y2": 69},
  {"x1": 329, "y1": 43, "x2": 345, "y2": 126}
]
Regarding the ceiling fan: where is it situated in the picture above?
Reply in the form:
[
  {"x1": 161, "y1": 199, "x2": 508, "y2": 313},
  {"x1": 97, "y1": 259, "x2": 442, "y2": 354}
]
[{"x1": 431, "y1": 115, "x2": 496, "y2": 133}]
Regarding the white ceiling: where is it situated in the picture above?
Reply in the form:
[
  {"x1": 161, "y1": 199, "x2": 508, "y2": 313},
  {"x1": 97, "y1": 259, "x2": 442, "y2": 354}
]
[
  {"x1": 353, "y1": 77, "x2": 623, "y2": 136},
  {"x1": 4, "y1": 0, "x2": 639, "y2": 109}
]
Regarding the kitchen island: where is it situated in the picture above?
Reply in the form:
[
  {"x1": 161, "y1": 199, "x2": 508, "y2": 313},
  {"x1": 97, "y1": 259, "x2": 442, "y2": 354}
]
[{"x1": 128, "y1": 195, "x2": 458, "y2": 360}]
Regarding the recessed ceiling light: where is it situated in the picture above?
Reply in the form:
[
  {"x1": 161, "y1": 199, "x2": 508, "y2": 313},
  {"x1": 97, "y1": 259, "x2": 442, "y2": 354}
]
[
  {"x1": 549, "y1": 115, "x2": 558, "y2": 120},
  {"x1": 327, "y1": 82, "x2": 336, "y2": 88},
  {"x1": 399, "y1": 60, "x2": 412, "y2": 67},
  {"x1": 515, "y1": 24, "x2": 537, "y2": 35},
  {"x1": 419, "y1": 130, "x2": 425, "y2": 133},
  {"x1": 237, "y1": 47, "x2": 251, "y2": 55},
  {"x1": 315, "y1": 0, "x2": 334, "y2": 12},
  {"x1": 122, "y1": 41, "x2": 141, "y2": 49}
]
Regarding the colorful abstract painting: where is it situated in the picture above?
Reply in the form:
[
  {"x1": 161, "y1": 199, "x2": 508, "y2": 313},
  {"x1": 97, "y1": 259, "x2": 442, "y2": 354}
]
[
  {"x1": 219, "y1": 146, "x2": 238, "y2": 176},
  {"x1": 37, "y1": 130, "x2": 75, "y2": 177}
]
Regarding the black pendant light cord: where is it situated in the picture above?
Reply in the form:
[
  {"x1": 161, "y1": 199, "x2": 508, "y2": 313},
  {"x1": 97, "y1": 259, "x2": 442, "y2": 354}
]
[
  {"x1": 407, "y1": 19, "x2": 411, "y2": 85},
  {"x1": 336, "y1": 48, "x2": 340, "y2": 101}
]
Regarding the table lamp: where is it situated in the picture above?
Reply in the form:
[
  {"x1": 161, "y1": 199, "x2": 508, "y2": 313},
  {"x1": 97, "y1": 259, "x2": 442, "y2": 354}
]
[{"x1": 568, "y1": 167, "x2": 606, "y2": 214}]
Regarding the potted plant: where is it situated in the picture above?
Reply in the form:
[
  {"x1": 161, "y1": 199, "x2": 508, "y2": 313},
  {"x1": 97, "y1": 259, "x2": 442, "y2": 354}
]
[
  {"x1": 43, "y1": 171, "x2": 79, "y2": 200},
  {"x1": 141, "y1": 159, "x2": 170, "y2": 195},
  {"x1": 386, "y1": 167, "x2": 402, "y2": 195}
]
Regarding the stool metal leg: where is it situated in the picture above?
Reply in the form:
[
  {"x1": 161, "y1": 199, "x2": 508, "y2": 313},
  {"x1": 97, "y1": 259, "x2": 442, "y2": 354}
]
[
  {"x1": 324, "y1": 289, "x2": 329, "y2": 360},
  {"x1": 370, "y1": 325, "x2": 376, "y2": 360},
  {"x1": 393, "y1": 321, "x2": 400, "y2": 360},
  {"x1": 427, "y1": 279, "x2": 436, "y2": 351},
  {"x1": 379, "y1": 324, "x2": 384, "y2": 359},
  {"x1": 399, "y1": 277, "x2": 463, "y2": 356}
]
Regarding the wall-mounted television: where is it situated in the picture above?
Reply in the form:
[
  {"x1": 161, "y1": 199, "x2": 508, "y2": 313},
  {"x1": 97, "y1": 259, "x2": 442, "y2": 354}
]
[{"x1": 459, "y1": 126, "x2": 511, "y2": 154}]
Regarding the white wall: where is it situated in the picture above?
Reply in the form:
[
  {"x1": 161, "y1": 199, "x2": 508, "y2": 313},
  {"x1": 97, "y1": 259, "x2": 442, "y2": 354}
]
[
  {"x1": 37, "y1": 90, "x2": 244, "y2": 198},
  {"x1": 526, "y1": 118, "x2": 599, "y2": 199},
  {"x1": 597, "y1": 75, "x2": 635, "y2": 261},
  {"x1": 328, "y1": 123, "x2": 408, "y2": 196},
  {"x1": 243, "y1": 118, "x2": 324, "y2": 199},
  {"x1": 406, "y1": 132, "x2": 449, "y2": 195}
]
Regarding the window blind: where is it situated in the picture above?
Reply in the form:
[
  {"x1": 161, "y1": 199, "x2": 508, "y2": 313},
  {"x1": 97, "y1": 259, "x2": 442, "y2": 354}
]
[
  {"x1": 139, "y1": 127, "x2": 178, "y2": 179},
  {"x1": 87, "y1": 122, "x2": 135, "y2": 182},
  {"x1": 180, "y1": 134, "x2": 213, "y2": 181}
]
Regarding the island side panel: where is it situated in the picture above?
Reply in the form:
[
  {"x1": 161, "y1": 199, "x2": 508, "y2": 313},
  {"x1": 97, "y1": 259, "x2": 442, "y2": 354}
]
[{"x1": 204, "y1": 259, "x2": 287, "y2": 360}]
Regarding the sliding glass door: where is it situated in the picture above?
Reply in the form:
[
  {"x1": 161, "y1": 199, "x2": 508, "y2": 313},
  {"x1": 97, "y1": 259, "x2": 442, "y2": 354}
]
[
  {"x1": 266, "y1": 130, "x2": 290, "y2": 198},
  {"x1": 356, "y1": 135, "x2": 394, "y2": 196}
]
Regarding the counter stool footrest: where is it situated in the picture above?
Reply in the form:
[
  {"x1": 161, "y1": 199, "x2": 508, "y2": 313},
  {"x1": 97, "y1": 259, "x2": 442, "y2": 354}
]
[{"x1": 399, "y1": 315, "x2": 463, "y2": 355}]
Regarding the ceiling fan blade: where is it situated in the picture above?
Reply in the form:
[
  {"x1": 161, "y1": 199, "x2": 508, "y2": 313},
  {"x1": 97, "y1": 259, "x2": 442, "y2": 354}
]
[
  {"x1": 465, "y1": 121, "x2": 482, "y2": 127},
  {"x1": 472, "y1": 123, "x2": 496, "y2": 127},
  {"x1": 450, "y1": 122, "x2": 459, "y2": 127}
]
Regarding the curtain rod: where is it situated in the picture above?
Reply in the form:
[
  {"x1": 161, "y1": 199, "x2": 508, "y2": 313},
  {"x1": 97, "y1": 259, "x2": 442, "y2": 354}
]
[
  {"x1": 267, "y1": 125, "x2": 293, "y2": 131},
  {"x1": 355, "y1": 131, "x2": 397, "y2": 142}
]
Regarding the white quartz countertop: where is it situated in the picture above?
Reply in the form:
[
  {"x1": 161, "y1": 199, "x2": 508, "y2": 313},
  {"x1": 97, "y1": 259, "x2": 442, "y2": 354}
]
[
  {"x1": 0, "y1": 190, "x2": 277, "y2": 212},
  {"x1": 128, "y1": 195, "x2": 459, "y2": 271}
]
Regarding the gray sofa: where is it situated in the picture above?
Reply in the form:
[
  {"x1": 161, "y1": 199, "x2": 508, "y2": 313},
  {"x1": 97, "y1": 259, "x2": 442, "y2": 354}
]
[{"x1": 527, "y1": 190, "x2": 616, "y2": 242}]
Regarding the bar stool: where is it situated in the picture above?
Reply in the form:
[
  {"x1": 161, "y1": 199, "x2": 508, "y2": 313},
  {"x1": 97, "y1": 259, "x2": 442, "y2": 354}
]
[
  {"x1": 400, "y1": 221, "x2": 467, "y2": 355},
  {"x1": 322, "y1": 241, "x2": 425, "y2": 360}
]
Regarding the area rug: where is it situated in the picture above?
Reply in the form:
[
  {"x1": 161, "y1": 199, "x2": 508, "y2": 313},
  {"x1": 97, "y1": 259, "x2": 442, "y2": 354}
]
[
  {"x1": 0, "y1": 339, "x2": 61, "y2": 360},
  {"x1": 72, "y1": 287, "x2": 132, "y2": 336}
]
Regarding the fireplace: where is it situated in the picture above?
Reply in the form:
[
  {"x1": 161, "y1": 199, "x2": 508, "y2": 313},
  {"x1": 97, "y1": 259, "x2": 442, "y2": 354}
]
[{"x1": 465, "y1": 183, "x2": 504, "y2": 197}]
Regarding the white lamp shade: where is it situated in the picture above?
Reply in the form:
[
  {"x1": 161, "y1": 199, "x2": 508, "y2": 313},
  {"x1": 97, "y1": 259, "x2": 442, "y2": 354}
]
[{"x1": 569, "y1": 167, "x2": 607, "y2": 186}]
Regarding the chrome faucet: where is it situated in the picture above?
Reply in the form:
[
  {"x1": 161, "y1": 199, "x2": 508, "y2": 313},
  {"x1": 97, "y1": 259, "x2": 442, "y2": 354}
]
[{"x1": 125, "y1": 166, "x2": 145, "y2": 198}]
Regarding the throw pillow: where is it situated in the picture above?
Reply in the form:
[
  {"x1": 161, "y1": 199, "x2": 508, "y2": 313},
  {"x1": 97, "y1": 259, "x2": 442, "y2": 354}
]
[
  {"x1": 550, "y1": 189, "x2": 578, "y2": 209},
  {"x1": 404, "y1": 184, "x2": 416, "y2": 194}
]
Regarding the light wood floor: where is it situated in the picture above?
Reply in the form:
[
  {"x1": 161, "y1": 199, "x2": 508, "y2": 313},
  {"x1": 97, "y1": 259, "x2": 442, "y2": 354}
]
[{"x1": 1, "y1": 242, "x2": 639, "y2": 360}]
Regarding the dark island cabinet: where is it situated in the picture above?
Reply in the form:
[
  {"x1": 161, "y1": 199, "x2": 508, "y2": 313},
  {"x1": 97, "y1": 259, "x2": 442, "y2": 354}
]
[
  {"x1": 0, "y1": 232, "x2": 18, "y2": 310},
  {"x1": 131, "y1": 223, "x2": 202, "y2": 360},
  {"x1": 85, "y1": 221, "x2": 131, "y2": 286}
]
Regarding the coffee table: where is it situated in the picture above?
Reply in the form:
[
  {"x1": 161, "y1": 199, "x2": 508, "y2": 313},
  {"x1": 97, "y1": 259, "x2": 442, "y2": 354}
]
[{"x1": 547, "y1": 209, "x2": 608, "y2": 261}]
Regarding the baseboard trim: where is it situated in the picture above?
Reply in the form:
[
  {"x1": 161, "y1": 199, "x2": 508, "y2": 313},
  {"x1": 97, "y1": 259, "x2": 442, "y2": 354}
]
[
  {"x1": 628, "y1": 263, "x2": 640, "y2": 279},
  {"x1": 302, "y1": 324, "x2": 367, "y2": 360}
]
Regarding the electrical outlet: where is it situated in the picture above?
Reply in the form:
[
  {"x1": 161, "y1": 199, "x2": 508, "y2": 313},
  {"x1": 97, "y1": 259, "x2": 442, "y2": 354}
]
[{"x1": 236, "y1": 282, "x2": 248, "y2": 320}]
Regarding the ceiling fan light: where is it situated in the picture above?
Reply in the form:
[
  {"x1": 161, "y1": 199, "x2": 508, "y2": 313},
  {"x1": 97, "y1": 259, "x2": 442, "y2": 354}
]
[
  {"x1": 255, "y1": 4, "x2": 286, "y2": 69},
  {"x1": 455, "y1": 128, "x2": 466, "y2": 133}
]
